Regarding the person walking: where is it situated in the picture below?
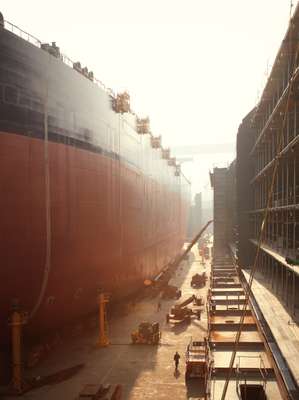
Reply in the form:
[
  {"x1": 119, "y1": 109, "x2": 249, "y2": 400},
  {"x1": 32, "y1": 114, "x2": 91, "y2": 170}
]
[
  {"x1": 174, "y1": 351, "x2": 180, "y2": 370},
  {"x1": 157, "y1": 301, "x2": 161, "y2": 311}
]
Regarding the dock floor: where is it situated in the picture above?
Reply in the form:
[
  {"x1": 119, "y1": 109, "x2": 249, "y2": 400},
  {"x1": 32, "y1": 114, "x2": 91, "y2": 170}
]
[
  {"x1": 2, "y1": 248, "x2": 210, "y2": 400},
  {"x1": 0, "y1": 250, "x2": 287, "y2": 399}
]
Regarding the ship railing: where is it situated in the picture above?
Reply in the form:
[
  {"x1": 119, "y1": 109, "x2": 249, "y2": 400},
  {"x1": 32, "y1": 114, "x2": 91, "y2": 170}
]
[
  {"x1": 4, "y1": 19, "x2": 41, "y2": 47},
  {"x1": 60, "y1": 54, "x2": 74, "y2": 69},
  {"x1": 3, "y1": 19, "x2": 116, "y2": 99},
  {"x1": 3, "y1": 19, "x2": 160, "y2": 141},
  {"x1": 94, "y1": 78, "x2": 115, "y2": 98}
]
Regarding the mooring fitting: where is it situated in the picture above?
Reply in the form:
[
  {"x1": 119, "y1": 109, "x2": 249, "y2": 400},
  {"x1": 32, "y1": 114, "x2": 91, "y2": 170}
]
[
  {"x1": 9, "y1": 299, "x2": 28, "y2": 394},
  {"x1": 96, "y1": 292, "x2": 110, "y2": 347}
]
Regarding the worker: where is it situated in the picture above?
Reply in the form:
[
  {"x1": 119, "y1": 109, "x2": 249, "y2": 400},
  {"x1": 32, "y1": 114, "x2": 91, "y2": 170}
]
[
  {"x1": 207, "y1": 288, "x2": 211, "y2": 301},
  {"x1": 211, "y1": 300, "x2": 216, "y2": 314},
  {"x1": 173, "y1": 351, "x2": 181, "y2": 370},
  {"x1": 157, "y1": 301, "x2": 161, "y2": 312}
]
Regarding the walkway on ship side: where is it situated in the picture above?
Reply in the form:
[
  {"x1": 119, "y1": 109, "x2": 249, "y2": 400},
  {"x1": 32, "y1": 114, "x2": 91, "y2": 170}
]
[{"x1": 243, "y1": 270, "x2": 299, "y2": 387}]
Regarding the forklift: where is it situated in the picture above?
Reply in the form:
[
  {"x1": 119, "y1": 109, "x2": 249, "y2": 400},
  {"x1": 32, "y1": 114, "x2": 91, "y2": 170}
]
[{"x1": 131, "y1": 322, "x2": 161, "y2": 344}]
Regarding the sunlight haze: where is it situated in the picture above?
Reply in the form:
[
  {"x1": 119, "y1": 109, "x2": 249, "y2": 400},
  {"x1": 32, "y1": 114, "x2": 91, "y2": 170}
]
[{"x1": 1, "y1": 0, "x2": 294, "y2": 192}]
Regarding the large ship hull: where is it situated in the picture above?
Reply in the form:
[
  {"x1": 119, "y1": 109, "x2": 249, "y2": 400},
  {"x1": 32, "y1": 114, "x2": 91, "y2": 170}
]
[{"x1": 0, "y1": 25, "x2": 190, "y2": 339}]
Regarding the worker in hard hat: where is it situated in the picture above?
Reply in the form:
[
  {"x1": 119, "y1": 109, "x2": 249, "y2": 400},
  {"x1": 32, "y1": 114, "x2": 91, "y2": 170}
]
[{"x1": 173, "y1": 351, "x2": 181, "y2": 370}]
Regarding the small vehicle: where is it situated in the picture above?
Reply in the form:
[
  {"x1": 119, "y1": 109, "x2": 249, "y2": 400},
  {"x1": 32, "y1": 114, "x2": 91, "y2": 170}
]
[
  {"x1": 131, "y1": 322, "x2": 161, "y2": 345},
  {"x1": 191, "y1": 272, "x2": 207, "y2": 288},
  {"x1": 166, "y1": 305, "x2": 192, "y2": 324},
  {"x1": 185, "y1": 339, "x2": 211, "y2": 381},
  {"x1": 162, "y1": 285, "x2": 182, "y2": 299},
  {"x1": 166, "y1": 295, "x2": 203, "y2": 324}
]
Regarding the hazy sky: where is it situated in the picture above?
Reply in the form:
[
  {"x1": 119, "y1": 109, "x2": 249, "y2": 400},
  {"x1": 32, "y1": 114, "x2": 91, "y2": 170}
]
[{"x1": 1, "y1": 0, "x2": 294, "y2": 194}]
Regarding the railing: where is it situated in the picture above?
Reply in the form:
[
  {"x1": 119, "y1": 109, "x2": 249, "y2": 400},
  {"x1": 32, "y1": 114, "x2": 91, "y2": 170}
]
[
  {"x1": 3, "y1": 19, "x2": 115, "y2": 98},
  {"x1": 236, "y1": 355, "x2": 268, "y2": 395},
  {"x1": 4, "y1": 19, "x2": 41, "y2": 47},
  {"x1": 2, "y1": 17, "x2": 185, "y2": 174}
]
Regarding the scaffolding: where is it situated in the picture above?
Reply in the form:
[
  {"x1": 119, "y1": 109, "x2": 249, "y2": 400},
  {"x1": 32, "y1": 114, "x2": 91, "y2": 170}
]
[
  {"x1": 241, "y1": 4, "x2": 299, "y2": 318},
  {"x1": 210, "y1": 164, "x2": 237, "y2": 258}
]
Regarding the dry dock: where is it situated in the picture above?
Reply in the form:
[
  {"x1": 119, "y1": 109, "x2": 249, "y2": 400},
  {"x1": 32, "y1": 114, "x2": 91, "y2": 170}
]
[{"x1": 2, "y1": 247, "x2": 297, "y2": 399}]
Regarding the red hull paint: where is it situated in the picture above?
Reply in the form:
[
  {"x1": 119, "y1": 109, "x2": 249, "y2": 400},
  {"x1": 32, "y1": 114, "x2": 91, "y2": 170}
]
[{"x1": 0, "y1": 131, "x2": 188, "y2": 338}]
